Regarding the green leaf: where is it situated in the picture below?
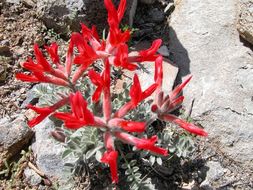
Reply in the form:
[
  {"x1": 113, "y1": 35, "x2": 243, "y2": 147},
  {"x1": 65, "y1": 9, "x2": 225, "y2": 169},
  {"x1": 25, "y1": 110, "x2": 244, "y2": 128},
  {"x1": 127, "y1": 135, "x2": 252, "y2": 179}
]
[
  {"x1": 156, "y1": 157, "x2": 162, "y2": 165},
  {"x1": 129, "y1": 160, "x2": 137, "y2": 166},
  {"x1": 127, "y1": 175, "x2": 134, "y2": 182},
  {"x1": 121, "y1": 163, "x2": 128, "y2": 169},
  {"x1": 62, "y1": 149, "x2": 72, "y2": 159},
  {"x1": 149, "y1": 156, "x2": 155, "y2": 166},
  {"x1": 125, "y1": 169, "x2": 132, "y2": 175},
  {"x1": 85, "y1": 145, "x2": 103, "y2": 159},
  {"x1": 132, "y1": 166, "x2": 139, "y2": 172}
]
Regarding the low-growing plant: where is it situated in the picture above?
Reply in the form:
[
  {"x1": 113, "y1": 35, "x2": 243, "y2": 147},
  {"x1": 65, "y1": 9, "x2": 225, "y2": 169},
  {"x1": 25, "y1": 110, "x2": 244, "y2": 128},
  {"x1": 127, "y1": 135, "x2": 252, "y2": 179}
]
[{"x1": 16, "y1": 0, "x2": 207, "y2": 187}]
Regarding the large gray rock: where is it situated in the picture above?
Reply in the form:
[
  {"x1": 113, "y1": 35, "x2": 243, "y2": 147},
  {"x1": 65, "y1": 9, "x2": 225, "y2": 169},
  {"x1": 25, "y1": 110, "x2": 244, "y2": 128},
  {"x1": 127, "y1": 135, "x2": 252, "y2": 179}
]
[
  {"x1": 32, "y1": 118, "x2": 65, "y2": 178},
  {"x1": 169, "y1": 0, "x2": 253, "y2": 170},
  {"x1": 37, "y1": 0, "x2": 108, "y2": 34},
  {"x1": 237, "y1": 0, "x2": 253, "y2": 45},
  {"x1": 0, "y1": 114, "x2": 34, "y2": 166},
  {"x1": 36, "y1": 0, "x2": 137, "y2": 34}
]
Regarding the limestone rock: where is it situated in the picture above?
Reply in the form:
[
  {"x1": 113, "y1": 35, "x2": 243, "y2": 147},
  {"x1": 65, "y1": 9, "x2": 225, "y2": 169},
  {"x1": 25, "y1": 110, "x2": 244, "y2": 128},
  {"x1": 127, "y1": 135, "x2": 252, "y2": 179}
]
[
  {"x1": 0, "y1": 114, "x2": 34, "y2": 166},
  {"x1": 36, "y1": 0, "x2": 107, "y2": 34},
  {"x1": 169, "y1": 0, "x2": 253, "y2": 171},
  {"x1": 24, "y1": 167, "x2": 42, "y2": 186},
  {"x1": 237, "y1": 0, "x2": 253, "y2": 45},
  {"x1": 32, "y1": 118, "x2": 65, "y2": 178},
  {"x1": 36, "y1": 0, "x2": 136, "y2": 35}
]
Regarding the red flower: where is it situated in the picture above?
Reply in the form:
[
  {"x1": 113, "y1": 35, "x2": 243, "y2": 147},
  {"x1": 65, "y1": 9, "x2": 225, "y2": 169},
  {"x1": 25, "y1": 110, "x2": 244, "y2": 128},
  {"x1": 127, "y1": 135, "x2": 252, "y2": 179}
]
[
  {"x1": 88, "y1": 60, "x2": 111, "y2": 103},
  {"x1": 160, "y1": 114, "x2": 208, "y2": 136},
  {"x1": 109, "y1": 27, "x2": 131, "y2": 47},
  {"x1": 154, "y1": 56, "x2": 163, "y2": 89},
  {"x1": 104, "y1": 0, "x2": 126, "y2": 28},
  {"x1": 137, "y1": 39, "x2": 162, "y2": 62},
  {"x1": 108, "y1": 118, "x2": 146, "y2": 133},
  {"x1": 71, "y1": 33, "x2": 98, "y2": 66},
  {"x1": 115, "y1": 132, "x2": 168, "y2": 156},
  {"x1": 114, "y1": 44, "x2": 137, "y2": 71},
  {"x1": 81, "y1": 23, "x2": 100, "y2": 41},
  {"x1": 130, "y1": 74, "x2": 157, "y2": 107},
  {"x1": 45, "y1": 42, "x2": 60, "y2": 64},
  {"x1": 101, "y1": 150, "x2": 119, "y2": 183},
  {"x1": 27, "y1": 105, "x2": 54, "y2": 127},
  {"x1": 169, "y1": 75, "x2": 192, "y2": 100},
  {"x1": 27, "y1": 97, "x2": 69, "y2": 127},
  {"x1": 54, "y1": 92, "x2": 95, "y2": 129}
]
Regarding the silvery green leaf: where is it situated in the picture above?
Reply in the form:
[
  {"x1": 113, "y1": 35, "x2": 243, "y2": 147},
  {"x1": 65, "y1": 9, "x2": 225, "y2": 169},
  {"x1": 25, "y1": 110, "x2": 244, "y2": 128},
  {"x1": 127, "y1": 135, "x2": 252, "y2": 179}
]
[
  {"x1": 95, "y1": 150, "x2": 102, "y2": 162},
  {"x1": 121, "y1": 163, "x2": 128, "y2": 169},
  {"x1": 86, "y1": 145, "x2": 103, "y2": 159},
  {"x1": 156, "y1": 157, "x2": 162, "y2": 165},
  {"x1": 125, "y1": 169, "x2": 132, "y2": 175},
  {"x1": 127, "y1": 175, "x2": 134, "y2": 182},
  {"x1": 62, "y1": 149, "x2": 72, "y2": 159},
  {"x1": 149, "y1": 156, "x2": 155, "y2": 166},
  {"x1": 129, "y1": 160, "x2": 137, "y2": 166},
  {"x1": 132, "y1": 166, "x2": 139, "y2": 172}
]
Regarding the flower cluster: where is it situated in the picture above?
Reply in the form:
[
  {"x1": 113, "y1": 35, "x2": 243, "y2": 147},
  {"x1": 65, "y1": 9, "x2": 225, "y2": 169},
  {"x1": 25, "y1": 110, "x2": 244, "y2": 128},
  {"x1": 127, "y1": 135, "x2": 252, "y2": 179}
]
[{"x1": 16, "y1": 0, "x2": 207, "y2": 183}]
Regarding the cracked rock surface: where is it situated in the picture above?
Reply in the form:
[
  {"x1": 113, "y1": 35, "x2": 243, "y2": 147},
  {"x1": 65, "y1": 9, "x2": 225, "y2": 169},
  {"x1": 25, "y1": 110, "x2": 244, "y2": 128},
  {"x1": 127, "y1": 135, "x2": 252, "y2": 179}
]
[{"x1": 169, "y1": 0, "x2": 253, "y2": 188}]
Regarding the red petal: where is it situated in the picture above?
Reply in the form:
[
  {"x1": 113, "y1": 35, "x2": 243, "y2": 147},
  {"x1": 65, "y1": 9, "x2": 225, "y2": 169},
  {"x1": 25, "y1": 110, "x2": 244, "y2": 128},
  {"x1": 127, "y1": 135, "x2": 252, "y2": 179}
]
[
  {"x1": 161, "y1": 114, "x2": 208, "y2": 136},
  {"x1": 119, "y1": 120, "x2": 146, "y2": 133},
  {"x1": 101, "y1": 151, "x2": 119, "y2": 183},
  {"x1": 138, "y1": 39, "x2": 162, "y2": 62},
  {"x1": 170, "y1": 75, "x2": 192, "y2": 100},
  {"x1": 129, "y1": 74, "x2": 142, "y2": 106},
  {"x1": 142, "y1": 83, "x2": 158, "y2": 100},
  {"x1": 117, "y1": 0, "x2": 126, "y2": 22},
  {"x1": 34, "y1": 44, "x2": 51, "y2": 72},
  {"x1": 154, "y1": 56, "x2": 163, "y2": 88},
  {"x1": 16, "y1": 73, "x2": 40, "y2": 83},
  {"x1": 45, "y1": 42, "x2": 60, "y2": 64}
]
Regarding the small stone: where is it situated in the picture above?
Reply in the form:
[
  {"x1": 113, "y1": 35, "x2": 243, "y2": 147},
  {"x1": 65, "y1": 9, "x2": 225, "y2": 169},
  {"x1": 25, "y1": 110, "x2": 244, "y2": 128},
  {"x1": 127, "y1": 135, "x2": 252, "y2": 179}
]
[
  {"x1": 24, "y1": 167, "x2": 42, "y2": 186},
  {"x1": 0, "y1": 46, "x2": 12, "y2": 57},
  {"x1": 158, "y1": 45, "x2": 170, "y2": 57},
  {"x1": 22, "y1": 0, "x2": 36, "y2": 8}
]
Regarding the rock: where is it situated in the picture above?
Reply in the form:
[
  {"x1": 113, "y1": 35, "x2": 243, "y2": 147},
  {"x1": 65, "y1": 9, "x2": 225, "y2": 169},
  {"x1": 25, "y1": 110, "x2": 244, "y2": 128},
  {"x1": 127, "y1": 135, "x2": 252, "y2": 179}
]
[
  {"x1": 237, "y1": 0, "x2": 253, "y2": 44},
  {"x1": 21, "y1": 0, "x2": 36, "y2": 8},
  {"x1": 200, "y1": 161, "x2": 224, "y2": 189},
  {"x1": 158, "y1": 45, "x2": 170, "y2": 57},
  {"x1": 0, "y1": 45, "x2": 11, "y2": 57},
  {"x1": 0, "y1": 114, "x2": 34, "y2": 166},
  {"x1": 6, "y1": 0, "x2": 20, "y2": 4},
  {"x1": 169, "y1": 0, "x2": 253, "y2": 170},
  {"x1": 32, "y1": 118, "x2": 65, "y2": 179},
  {"x1": 24, "y1": 167, "x2": 42, "y2": 186}
]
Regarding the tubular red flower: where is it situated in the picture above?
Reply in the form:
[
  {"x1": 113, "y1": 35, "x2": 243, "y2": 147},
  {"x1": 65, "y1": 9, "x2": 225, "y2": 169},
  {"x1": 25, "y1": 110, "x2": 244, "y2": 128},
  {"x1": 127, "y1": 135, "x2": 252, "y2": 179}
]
[
  {"x1": 101, "y1": 150, "x2": 119, "y2": 183},
  {"x1": 34, "y1": 44, "x2": 51, "y2": 72},
  {"x1": 114, "y1": 44, "x2": 137, "y2": 70},
  {"x1": 154, "y1": 56, "x2": 163, "y2": 89},
  {"x1": 169, "y1": 75, "x2": 192, "y2": 101},
  {"x1": 108, "y1": 118, "x2": 146, "y2": 133},
  {"x1": 27, "y1": 105, "x2": 54, "y2": 127},
  {"x1": 115, "y1": 132, "x2": 168, "y2": 156},
  {"x1": 130, "y1": 74, "x2": 157, "y2": 107},
  {"x1": 137, "y1": 39, "x2": 162, "y2": 62},
  {"x1": 160, "y1": 114, "x2": 208, "y2": 136},
  {"x1": 45, "y1": 42, "x2": 60, "y2": 64},
  {"x1": 103, "y1": 59, "x2": 112, "y2": 121},
  {"x1": 109, "y1": 27, "x2": 130, "y2": 47},
  {"x1": 27, "y1": 97, "x2": 69, "y2": 128},
  {"x1": 65, "y1": 40, "x2": 74, "y2": 76},
  {"x1": 54, "y1": 92, "x2": 95, "y2": 129}
]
